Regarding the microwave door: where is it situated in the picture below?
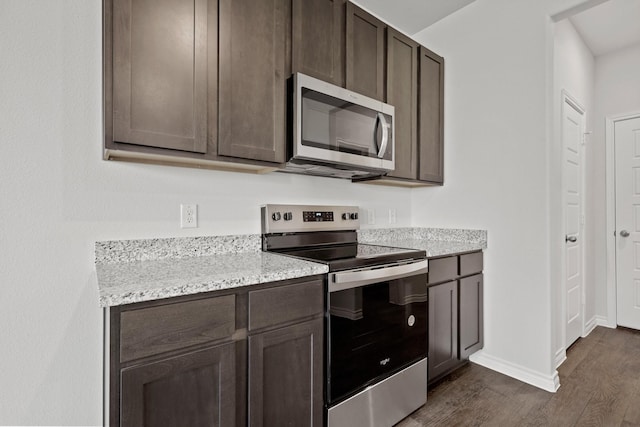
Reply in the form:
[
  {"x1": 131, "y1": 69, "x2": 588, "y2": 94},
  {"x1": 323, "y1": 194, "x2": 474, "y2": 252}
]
[
  {"x1": 330, "y1": 104, "x2": 378, "y2": 156},
  {"x1": 294, "y1": 73, "x2": 395, "y2": 171}
]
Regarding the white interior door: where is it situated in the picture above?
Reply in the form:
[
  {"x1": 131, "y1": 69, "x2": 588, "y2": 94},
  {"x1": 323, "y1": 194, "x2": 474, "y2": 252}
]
[
  {"x1": 615, "y1": 116, "x2": 640, "y2": 329},
  {"x1": 563, "y1": 97, "x2": 584, "y2": 347}
]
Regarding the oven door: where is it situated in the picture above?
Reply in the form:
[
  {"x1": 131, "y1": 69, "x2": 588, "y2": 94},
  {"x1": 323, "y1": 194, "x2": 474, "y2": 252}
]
[{"x1": 327, "y1": 260, "x2": 429, "y2": 405}]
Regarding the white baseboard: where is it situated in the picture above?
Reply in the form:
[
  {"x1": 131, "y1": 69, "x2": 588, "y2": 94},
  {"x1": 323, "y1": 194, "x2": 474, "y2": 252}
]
[
  {"x1": 595, "y1": 315, "x2": 616, "y2": 329},
  {"x1": 583, "y1": 316, "x2": 598, "y2": 336},
  {"x1": 469, "y1": 350, "x2": 560, "y2": 393},
  {"x1": 554, "y1": 347, "x2": 566, "y2": 369}
]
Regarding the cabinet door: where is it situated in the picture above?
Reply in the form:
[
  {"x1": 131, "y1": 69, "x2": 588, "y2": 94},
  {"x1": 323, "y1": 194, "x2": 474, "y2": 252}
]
[
  {"x1": 120, "y1": 343, "x2": 236, "y2": 427},
  {"x1": 248, "y1": 318, "x2": 323, "y2": 427},
  {"x1": 386, "y1": 28, "x2": 418, "y2": 180},
  {"x1": 428, "y1": 280, "x2": 459, "y2": 383},
  {"x1": 111, "y1": 0, "x2": 211, "y2": 153},
  {"x1": 218, "y1": 0, "x2": 289, "y2": 163},
  {"x1": 418, "y1": 46, "x2": 445, "y2": 183},
  {"x1": 292, "y1": 0, "x2": 345, "y2": 86},
  {"x1": 345, "y1": 2, "x2": 386, "y2": 101},
  {"x1": 459, "y1": 274, "x2": 484, "y2": 359}
]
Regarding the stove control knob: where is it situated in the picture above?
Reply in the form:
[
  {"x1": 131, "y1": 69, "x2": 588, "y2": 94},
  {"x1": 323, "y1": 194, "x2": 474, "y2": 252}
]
[
  {"x1": 350, "y1": 212, "x2": 358, "y2": 220},
  {"x1": 342, "y1": 213, "x2": 348, "y2": 220},
  {"x1": 272, "y1": 212, "x2": 281, "y2": 221},
  {"x1": 283, "y1": 212, "x2": 293, "y2": 221}
]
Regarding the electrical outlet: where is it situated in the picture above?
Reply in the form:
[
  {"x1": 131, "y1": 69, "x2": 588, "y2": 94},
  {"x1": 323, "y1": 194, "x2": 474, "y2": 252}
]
[
  {"x1": 367, "y1": 209, "x2": 375, "y2": 225},
  {"x1": 388, "y1": 208, "x2": 397, "y2": 224},
  {"x1": 180, "y1": 204, "x2": 198, "y2": 228}
]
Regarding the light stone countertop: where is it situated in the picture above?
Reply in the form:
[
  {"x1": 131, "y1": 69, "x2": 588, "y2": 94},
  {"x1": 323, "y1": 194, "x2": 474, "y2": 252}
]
[
  {"x1": 95, "y1": 235, "x2": 327, "y2": 307},
  {"x1": 95, "y1": 228, "x2": 487, "y2": 307},
  {"x1": 358, "y1": 227, "x2": 487, "y2": 258}
]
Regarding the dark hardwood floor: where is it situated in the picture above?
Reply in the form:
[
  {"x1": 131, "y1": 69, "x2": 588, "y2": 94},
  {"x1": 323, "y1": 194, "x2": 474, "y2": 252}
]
[{"x1": 398, "y1": 326, "x2": 640, "y2": 426}]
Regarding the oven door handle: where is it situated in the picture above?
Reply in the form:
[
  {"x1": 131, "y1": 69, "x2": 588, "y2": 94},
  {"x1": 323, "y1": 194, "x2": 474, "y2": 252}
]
[{"x1": 329, "y1": 259, "x2": 429, "y2": 292}]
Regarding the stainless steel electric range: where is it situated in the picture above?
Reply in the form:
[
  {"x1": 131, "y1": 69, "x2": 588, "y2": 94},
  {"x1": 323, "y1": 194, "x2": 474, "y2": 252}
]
[{"x1": 261, "y1": 204, "x2": 429, "y2": 427}]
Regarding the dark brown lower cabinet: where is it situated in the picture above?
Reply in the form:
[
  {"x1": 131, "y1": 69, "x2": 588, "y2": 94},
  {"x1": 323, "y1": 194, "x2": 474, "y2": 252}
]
[
  {"x1": 427, "y1": 252, "x2": 484, "y2": 385},
  {"x1": 120, "y1": 343, "x2": 236, "y2": 427},
  {"x1": 460, "y1": 274, "x2": 484, "y2": 359},
  {"x1": 248, "y1": 318, "x2": 324, "y2": 427},
  {"x1": 428, "y1": 280, "x2": 459, "y2": 382},
  {"x1": 109, "y1": 276, "x2": 324, "y2": 427}
]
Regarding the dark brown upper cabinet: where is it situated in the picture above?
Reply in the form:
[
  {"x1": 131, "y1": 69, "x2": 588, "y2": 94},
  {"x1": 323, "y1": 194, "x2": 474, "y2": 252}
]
[
  {"x1": 386, "y1": 28, "x2": 419, "y2": 181},
  {"x1": 109, "y1": 0, "x2": 213, "y2": 154},
  {"x1": 104, "y1": 0, "x2": 283, "y2": 172},
  {"x1": 418, "y1": 46, "x2": 445, "y2": 184},
  {"x1": 292, "y1": 0, "x2": 345, "y2": 87},
  {"x1": 104, "y1": 0, "x2": 445, "y2": 182},
  {"x1": 218, "y1": 0, "x2": 290, "y2": 164},
  {"x1": 345, "y1": 2, "x2": 386, "y2": 102}
]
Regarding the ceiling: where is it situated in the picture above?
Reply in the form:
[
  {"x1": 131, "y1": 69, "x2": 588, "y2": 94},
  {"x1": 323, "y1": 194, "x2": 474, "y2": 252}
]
[
  {"x1": 353, "y1": 0, "x2": 476, "y2": 36},
  {"x1": 356, "y1": 0, "x2": 640, "y2": 57},
  {"x1": 569, "y1": 0, "x2": 640, "y2": 56}
]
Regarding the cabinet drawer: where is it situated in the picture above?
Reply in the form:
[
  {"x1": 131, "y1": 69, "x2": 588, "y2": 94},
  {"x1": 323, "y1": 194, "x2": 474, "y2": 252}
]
[
  {"x1": 120, "y1": 295, "x2": 236, "y2": 363},
  {"x1": 249, "y1": 280, "x2": 324, "y2": 331},
  {"x1": 460, "y1": 252, "x2": 483, "y2": 276},
  {"x1": 428, "y1": 256, "x2": 458, "y2": 284}
]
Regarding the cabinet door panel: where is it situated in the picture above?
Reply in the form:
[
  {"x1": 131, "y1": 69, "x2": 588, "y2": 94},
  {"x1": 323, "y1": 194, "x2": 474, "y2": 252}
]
[
  {"x1": 218, "y1": 0, "x2": 289, "y2": 163},
  {"x1": 418, "y1": 46, "x2": 444, "y2": 183},
  {"x1": 112, "y1": 0, "x2": 209, "y2": 153},
  {"x1": 121, "y1": 343, "x2": 236, "y2": 427},
  {"x1": 386, "y1": 28, "x2": 418, "y2": 180},
  {"x1": 428, "y1": 280, "x2": 458, "y2": 382},
  {"x1": 346, "y1": 2, "x2": 385, "y2": 101},
  {"x1": 293, "y1": 0, "x2": 345, "y2": 86},
  {"x1": 249, "y1": 318, "x2": 323, "y2": 426},
  {"x1": 459, "y1": 274, "x2": 484, "y2": 359}
]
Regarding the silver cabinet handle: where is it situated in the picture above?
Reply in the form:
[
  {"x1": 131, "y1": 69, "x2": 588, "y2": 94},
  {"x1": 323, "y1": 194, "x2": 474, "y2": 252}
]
[
  {"x1": 330, "y1": 259, "x2": 429, "y2": 293},
  {"x1": 565, "y1": 235, "x2": 577, "y2": 243},
  {"x1": 620, "y1": 230, "x2": 630, "y2": 237},
  {"x1": 376, "y1": 112, "x2": 389, "y2": 159}
]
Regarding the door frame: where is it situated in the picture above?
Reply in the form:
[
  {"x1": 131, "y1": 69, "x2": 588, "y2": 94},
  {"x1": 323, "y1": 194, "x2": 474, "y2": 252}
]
[
  {"x1": 560, "y1": 90, "x2": 587, "y2": 352},
  {"x1": 605, "y1": 111, "x2": 640, "y2": 328}
]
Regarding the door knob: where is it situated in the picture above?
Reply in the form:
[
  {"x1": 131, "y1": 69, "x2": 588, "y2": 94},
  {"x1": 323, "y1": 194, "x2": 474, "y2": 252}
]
[
  {"x1": 620, "y1": 230, "x2": 630, "y2": 238},
  {"x1": 565, "y1": 235, "x2": 577, "y2": 243}
]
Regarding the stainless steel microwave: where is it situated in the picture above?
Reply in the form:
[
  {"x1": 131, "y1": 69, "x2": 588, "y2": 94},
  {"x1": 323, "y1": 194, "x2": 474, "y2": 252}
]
[{"x1": 282, "y1": 73, "x2": 395, "y2": 179}]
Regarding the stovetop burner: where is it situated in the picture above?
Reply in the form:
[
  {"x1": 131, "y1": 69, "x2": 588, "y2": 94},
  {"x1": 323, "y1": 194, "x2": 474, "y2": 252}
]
[{"x1": 272, "y1": 243, "x2": 425, "y2": 272}]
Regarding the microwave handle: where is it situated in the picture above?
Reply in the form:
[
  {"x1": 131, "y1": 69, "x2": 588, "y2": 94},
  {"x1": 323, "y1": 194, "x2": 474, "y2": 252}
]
[{"x1": 376, "y1": 113, "x2": 389, "y2": 159}]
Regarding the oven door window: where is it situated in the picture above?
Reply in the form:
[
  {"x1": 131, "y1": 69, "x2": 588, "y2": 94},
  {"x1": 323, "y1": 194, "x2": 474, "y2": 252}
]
[
  {"x1": 301, "y1": 88, "x2": 393, "y2": 161},
  {"x1": 327, "y1": 274, "x2": 427, "y2": 405}
]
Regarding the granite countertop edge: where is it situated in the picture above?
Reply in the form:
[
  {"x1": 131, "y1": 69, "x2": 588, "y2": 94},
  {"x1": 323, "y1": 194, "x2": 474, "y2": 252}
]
[{"x1": 97, "y1": 251, "x2": 328, "y2": 308}]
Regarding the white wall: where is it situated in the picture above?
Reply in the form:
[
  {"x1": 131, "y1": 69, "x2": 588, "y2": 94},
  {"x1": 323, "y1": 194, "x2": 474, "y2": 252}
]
[
  {"x1": 0, "y1": 1, "x2": 413, "y2": 425},
  {"x1": 552, "y1": 19, "x2": 595, "y2": 361},
  {"x1": 593, "y1": 43, "x2": 640, "y2": 321},
  {"x1": 410, "y1": 0, "x2": 594, "y2": 389}
]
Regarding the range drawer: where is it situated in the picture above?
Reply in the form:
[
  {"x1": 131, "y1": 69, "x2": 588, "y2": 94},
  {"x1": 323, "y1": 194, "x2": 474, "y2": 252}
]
[
  {"x1": 249, "y1": 279, "x2": 323, "y2": 331},
  {"x1": 120, "y1": 294, "x2": 236, "y2": 363}
]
